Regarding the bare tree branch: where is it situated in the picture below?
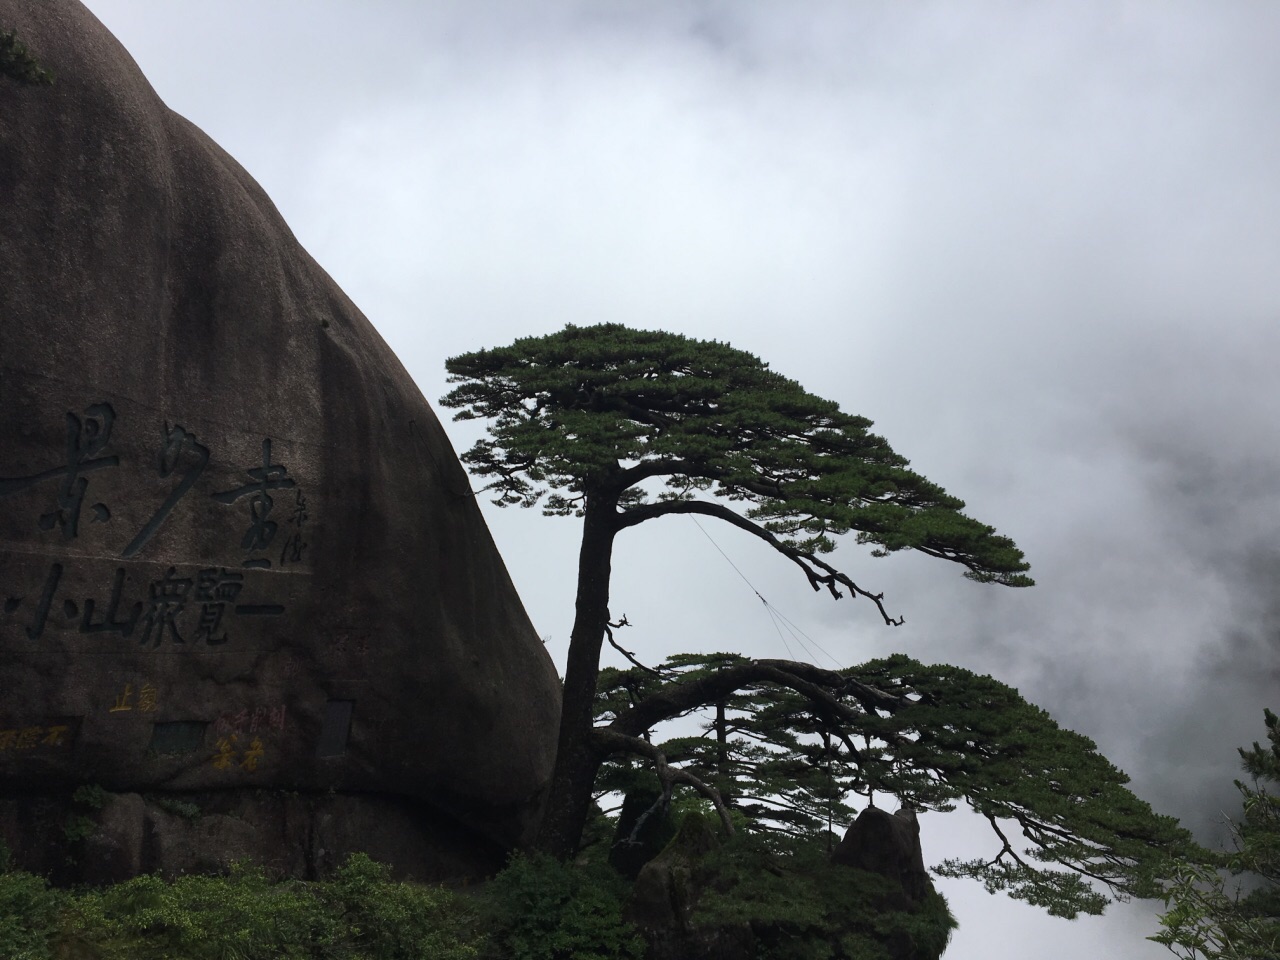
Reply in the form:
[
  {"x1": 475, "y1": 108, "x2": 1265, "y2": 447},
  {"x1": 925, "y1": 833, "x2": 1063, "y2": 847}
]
[
  {"x1": 985, "y1": 813, "x2": 1032, "y2": 871},
  {"x1": 604, "y1": 614, "x2": 664, "y2": 676}
]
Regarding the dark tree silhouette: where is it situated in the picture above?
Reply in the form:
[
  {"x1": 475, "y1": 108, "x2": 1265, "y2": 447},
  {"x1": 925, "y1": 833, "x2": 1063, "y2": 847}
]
[{"x1": 443, "y1": 323, "x2": 1190, "y2": 916}]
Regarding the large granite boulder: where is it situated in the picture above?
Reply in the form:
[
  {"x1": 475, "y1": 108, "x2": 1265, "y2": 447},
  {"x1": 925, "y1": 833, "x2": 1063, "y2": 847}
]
[{"x1": 0, "y1": 0, "x2": 560, "y2": 882}]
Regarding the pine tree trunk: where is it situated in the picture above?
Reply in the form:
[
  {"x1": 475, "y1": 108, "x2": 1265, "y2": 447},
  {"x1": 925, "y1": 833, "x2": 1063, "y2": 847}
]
[
  {"x1": 716, "y1": 698, "x2": 730, "y2": 804},
  {"x1": 531, "y1": 498, "x2": 618, "y2": 859}
]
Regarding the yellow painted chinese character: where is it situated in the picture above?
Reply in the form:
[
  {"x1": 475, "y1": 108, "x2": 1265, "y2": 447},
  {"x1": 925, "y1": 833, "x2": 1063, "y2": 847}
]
[
  {"x1": 138, "y1": 683, "x2": 158, "y2": 713},
  {"x1": 15, "y1": 727, "x2": 42, "y2": 750},
  {"x1": 109, "y1": 685, "x2": 134, "y2": 713},
  {"x1": 240, "y1": 737, "x2": 264, "y2": 772},
  {"x1": 42, "y1": 725, "x2": 69, "y2": 747},
  {"x1": 211, "y1": 735, "x2": 238, "y2": 770},
  {"x1": 0, "y1": 730, "x2": 15, "y2": 751}
]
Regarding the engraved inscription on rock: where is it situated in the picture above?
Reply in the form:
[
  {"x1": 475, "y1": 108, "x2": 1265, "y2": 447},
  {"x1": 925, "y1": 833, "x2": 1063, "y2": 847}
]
[{"x1": 0, "y1": 0, "x2": 561, "y2": 880}]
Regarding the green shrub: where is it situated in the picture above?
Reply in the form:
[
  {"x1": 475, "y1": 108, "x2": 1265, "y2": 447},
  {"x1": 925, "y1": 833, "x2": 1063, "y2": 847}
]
[
  {"x1": 324, "y1": 852, "x2": 478, "y2": 960},
  {"x1": 68, "y1": 865, "x2": 329, "y2": 960},
  {"x1": 0, "y1": 839, "x2": 957, "y2": 960},
  {"x1": 63, "y1": 785, "x2": 109, "y2": 851},
  {"x1": 148, "y1": 795, "x2": 201, "y2": 821},
  {"x1": 70, "y1": 785, "x2": 107, "y2": 811},
  {"x1": 61, "y1": 855, "x2": 477, "y2": 960},
  {"x1": 479, "y1": 851, "x2": 644, "y2": 960},
  {"x1": 0, "y1": 870, "x2": 65, "y2": 960},
  {"x1": 61, "y1": 817, "x2": 97, "y2": 846}
]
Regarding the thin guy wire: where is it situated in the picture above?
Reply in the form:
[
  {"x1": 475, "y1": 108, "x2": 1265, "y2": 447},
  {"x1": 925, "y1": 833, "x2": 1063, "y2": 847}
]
[{"x1": 690, "y1": 516, "x2": 844, "y2": 669}]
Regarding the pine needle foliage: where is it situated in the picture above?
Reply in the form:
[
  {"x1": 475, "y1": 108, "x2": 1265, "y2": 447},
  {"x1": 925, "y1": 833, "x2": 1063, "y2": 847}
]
[
  {"x1": 443, "y1": 323, "x2": 1031, "y2": 586},
  {"x1": 596, "y1": 652, "x2": 1198, "y2": 920},
  {"x1": 440, "y1": 321, "x2": 1191, "y2": 922},
  {"x1": 853, "y1": 656, "x2": 1197, "y2": 917},
  {"x1": 1151, "y1": 709, "x2": 1280, "y2": 958},
  {"x1": 443, "y1": 323, "x2": 1035, "y2": 860}
]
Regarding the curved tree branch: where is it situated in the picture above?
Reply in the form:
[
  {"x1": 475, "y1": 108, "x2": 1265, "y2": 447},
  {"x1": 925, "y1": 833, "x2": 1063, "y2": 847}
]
[
  {"x1": 607, "y1": 657, "x2": 902, "y2": 741},
  {"x1": 616, "y1": 498, "x2": 904, "y2": 625}
]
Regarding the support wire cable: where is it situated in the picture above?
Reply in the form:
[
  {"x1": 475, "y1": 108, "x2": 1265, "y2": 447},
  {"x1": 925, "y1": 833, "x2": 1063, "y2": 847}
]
[{"x1": 689, "y1": 516, "x2": 845, "y2": 670}]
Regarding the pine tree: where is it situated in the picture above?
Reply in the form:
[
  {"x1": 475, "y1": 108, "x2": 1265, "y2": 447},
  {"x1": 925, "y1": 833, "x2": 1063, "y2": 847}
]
[
  {"x1": 1152, "y1": 710, "x2": 1280, "y2": 958},
  {"x1": 443, "y1": 323, "x2": 1193, "y2": 917}
]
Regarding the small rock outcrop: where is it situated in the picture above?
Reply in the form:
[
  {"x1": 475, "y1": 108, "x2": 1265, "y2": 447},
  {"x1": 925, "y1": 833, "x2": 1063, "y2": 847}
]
[
  {"x1": 608, "y1": 785, "x2": 678, "y2": 880},
  {"x1": 0, "y1": 0, "x2": 560, "y2": 882},
  {"x1": 628, "y1": 813, "x2": 752, "y2": 960},
  {"x1": 627, "y1": 807, "x2": 951, "y2": 960},
  {"x1": 831, "y1": 806, "x2": 932, "y2": 906}
]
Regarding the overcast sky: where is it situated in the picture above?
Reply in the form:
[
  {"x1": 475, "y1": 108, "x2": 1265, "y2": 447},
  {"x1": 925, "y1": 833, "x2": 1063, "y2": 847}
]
[{"x1": 78, "y1": 2, "x2": 1280, "y2": 957}]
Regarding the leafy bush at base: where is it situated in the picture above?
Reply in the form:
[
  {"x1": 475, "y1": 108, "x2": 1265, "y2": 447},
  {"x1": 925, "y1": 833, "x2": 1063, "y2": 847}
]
[
  {"x1": 0, "y1": 853, "x2": 477, "y2": 960},
  {"x1": 479, "y1": 851, "x2": 645, "y2": 960},
  {"x1": 0, "y1": 868, "x2": 67, "y2": 960},
  {"x1": 326, "y1": 853, "x2": 478, "y2": 960},
  {"x1": 0, "y1": 838, "x2": 951, "y2": 960}
]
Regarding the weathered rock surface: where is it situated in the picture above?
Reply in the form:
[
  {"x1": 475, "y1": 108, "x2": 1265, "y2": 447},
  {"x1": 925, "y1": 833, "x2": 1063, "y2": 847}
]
[
  {"x1": 831, "y1": 806, "x2": 932, "y2": 906},
  {"x1": 628, "y1": 813, "x2": 753, "y2": 960},
  {"x1": 1, "y1": 789, "x2": 507, "y2": 886},
  {"x1": 628, "y1": 809, "x2": 947, "y2": 960},
  {"x1": 0, "y1": 0, "x2": 560, "y2": 882}
]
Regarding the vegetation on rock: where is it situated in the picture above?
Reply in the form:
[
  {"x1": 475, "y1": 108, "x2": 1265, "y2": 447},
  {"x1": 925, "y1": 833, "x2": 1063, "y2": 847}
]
[
  {"x1": 0, "y1": 29, "x2": 54, "y2": 85},
  {"x1": 596, "y1": 650, "x2": 1193, "y2": 918}
]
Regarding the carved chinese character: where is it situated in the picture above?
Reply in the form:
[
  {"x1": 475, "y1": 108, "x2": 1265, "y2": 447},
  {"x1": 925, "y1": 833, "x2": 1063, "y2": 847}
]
[
  {"x1": 211, "y1": 735, "x2": 238, "y2": 770},
  {"x1": 211, "y1": 439, "x2": 296, "y2": 569},
  {"x1": 279, "y1": 489, "x2": 308, "y2": 566},
  {"x1": 192, "y1": 568, "x2": 243, "y2": 644},
  {"x1": 121, "y1": 424, "x2": 210, "y2": 558},
  {"x1": 21, "y1": 562, "x2": 63, "y2": 640},
  {"x1": 240, "y1": 737, "x2": 264, "y2": 771},
  {"x1": 80, "y1": 567, "x2": 142, "y2": 637},
  {"x1": 109, "y1": 685, "x2": 134, "y2": 712},
  {"x1": 15, "y1": 726, "x2": 42, "y2": 750},
  {"x1": 137, "y1": 568, "x2": 193, "y2": 647},
  {"x1": 0, "y1": 403, "x2": 119, "y2": 540},
  {"x1": 137, "y1": 683, "x2": 158, "y2": 713}
]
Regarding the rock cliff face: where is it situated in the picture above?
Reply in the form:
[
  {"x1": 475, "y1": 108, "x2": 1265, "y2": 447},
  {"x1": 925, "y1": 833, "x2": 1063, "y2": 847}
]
[{"x1": 0, "y1": 0, "x2": 560, "y2": 882}]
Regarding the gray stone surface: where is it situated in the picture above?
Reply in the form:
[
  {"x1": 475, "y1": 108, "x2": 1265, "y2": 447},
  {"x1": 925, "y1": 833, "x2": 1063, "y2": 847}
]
[
  {"x1": 628, "y1": 813, "x2": 752, "y2": 960},
  {"x1": 0, "y1": 789, "x2": 508, "y2": 886},
  {"x1": 0, "y1": 0, "x2": 560, "y2": 879},
  {"x1": 831, "y1": 806, "x2": 932, "y2": 905}
]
